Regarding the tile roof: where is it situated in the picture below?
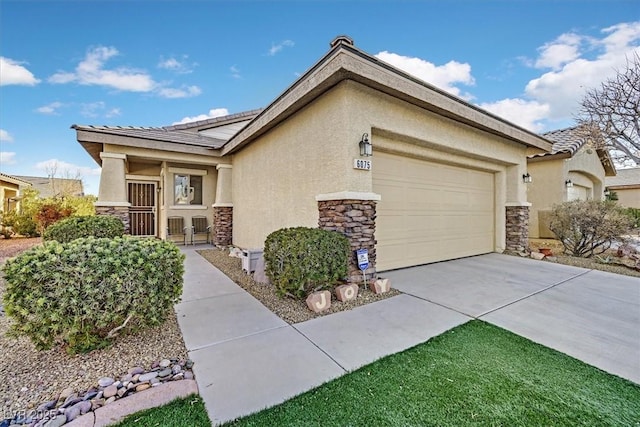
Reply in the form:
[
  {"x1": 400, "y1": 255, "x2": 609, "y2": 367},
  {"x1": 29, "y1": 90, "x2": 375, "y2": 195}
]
[
  {"x1": 605, "y1": 167, "x2": 640, "y2": 187},
  {"x1": 539, "y1": 126, "x2": 587, "y2": 156},
  {"x1": 72, "y1": 109, "x2": 263, "y2": 150},
  {"x1": 71, "y1": 124, "x2": 228, "y2": 149}
]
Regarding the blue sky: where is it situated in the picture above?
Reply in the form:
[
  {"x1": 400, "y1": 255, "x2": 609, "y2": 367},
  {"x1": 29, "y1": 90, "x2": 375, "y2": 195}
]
[{"x1": 1, "y1": 0, "x2": 639, "y2": 195}]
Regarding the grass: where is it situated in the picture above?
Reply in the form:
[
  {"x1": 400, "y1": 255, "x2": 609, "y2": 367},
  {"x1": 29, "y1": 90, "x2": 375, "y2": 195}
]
[
  {"x1": 112, "y1": 395, "x2": 211, "y2": 427},
  {"x1": 226, "y1": 321, "x2": 639, "y2": 426},
  {"x1": 112, "y1": 321, "x2": 640, "y2": 427}
]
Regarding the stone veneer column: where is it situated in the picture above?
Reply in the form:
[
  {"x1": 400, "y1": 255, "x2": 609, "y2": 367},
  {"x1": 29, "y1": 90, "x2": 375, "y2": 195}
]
[
  {"x1": 213, "y1": 164, "x2": 233, "y2": 246},
  {"x1": 317, "y1": 193, "x2": 379, "y2": 284},
  {"x1": 505, "y1": 204, "x2": 530, "y2": 254},
  {"x1": 95, "y1": 152, "x2": 131, "y2": 233}
]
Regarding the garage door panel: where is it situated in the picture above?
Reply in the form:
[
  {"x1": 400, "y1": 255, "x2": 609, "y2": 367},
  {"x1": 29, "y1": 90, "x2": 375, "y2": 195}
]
[{"x1": 374, "y1": 152, "x2": 495, "y2": 271}]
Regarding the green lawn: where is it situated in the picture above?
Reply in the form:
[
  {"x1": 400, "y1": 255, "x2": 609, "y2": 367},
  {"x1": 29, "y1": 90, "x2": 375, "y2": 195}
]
[
  {"x1": 117, "y1": 321, "x2": 640, "y2": 426},
  {"x1": 113, "y1": 394, "x2": 211, "y2": 427}
]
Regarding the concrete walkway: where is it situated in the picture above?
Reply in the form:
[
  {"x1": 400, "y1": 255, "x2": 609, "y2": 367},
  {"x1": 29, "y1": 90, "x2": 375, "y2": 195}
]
[{"x1": 175, "y1": 249, "x2": 640, "y2": 425}]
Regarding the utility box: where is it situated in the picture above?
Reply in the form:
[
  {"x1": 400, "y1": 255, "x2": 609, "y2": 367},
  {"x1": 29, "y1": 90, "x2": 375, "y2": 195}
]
[{"x1": 242, "y1": 249, "x2": 263, "y2": 274}]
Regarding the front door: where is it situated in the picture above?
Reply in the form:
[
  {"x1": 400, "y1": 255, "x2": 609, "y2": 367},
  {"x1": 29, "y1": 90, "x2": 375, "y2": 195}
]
[{"x1": 128, "y1": 181, "x2": 156, "y2": 236}]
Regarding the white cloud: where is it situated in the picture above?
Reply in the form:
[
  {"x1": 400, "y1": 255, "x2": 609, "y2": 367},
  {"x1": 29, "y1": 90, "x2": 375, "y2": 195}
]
[
  {"x1": 158, "y1": 55, "x2": 196, "y2": 74},
  {"x1": 479, "y1": 99, "x2": 551, "y2": 132},
  {"x1": 375, "y1": 51, "x2": 475, "y2": 99},
  {"x1": 173, "y1": 108, "x2": 229, "y2": 125},
  {"x1": 35, "y1": 159, "x2": 101, "y2": 177},
  {"x1": 79, "y1": 101, "x2": 122, "y2": 118},
  {"x1": 534, "y1": 33, "x2": 583, "y2": 70},
  {"x1": 106, "y1": 108, "x2": 121, "y2": 118},
  {"x1": 0, "y1": 57, "x2": 40, "y2": 86},
  {"x1": 36, "y1": 102, "x2": 64, "y2": 115},
  {"x1": 0, "y1": 129, "x2": 14, "y2": 142},
  {"x1": 525, "y1": 22, "x2": 640, "y2": 122},
  {"x1": 157, "y1": 85, "x2": 202, "y2": 99},
  {"x1": 0, "y1": 152, "x2": 17, "y2": 164},
  {"x1": 230, "y1": 65, "x2": 241, "y2": 79},
  {"x1": 48, "y1": 46, "x2": 156, "y2": 92},
  {"x1": 268, "y1": 40, "x2": 294, "y2": 56}
]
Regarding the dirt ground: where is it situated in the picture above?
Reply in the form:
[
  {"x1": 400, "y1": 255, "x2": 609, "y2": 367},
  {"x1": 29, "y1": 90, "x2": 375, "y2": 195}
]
[{"x1": 0, "y1": 237, "x2": 42, "y2": 264}]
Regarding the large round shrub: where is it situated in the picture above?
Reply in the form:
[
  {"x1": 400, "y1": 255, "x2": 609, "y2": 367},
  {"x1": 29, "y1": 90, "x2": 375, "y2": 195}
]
[
  {"x1": 264, "y1": 227, "x2": 350, "y2": 299},
  {"x1": 2, "y1": 236, "x2": 184, "y2": 354},
  {"x1": 43, "y1": 215, "x2": 125, "y2": 243}
]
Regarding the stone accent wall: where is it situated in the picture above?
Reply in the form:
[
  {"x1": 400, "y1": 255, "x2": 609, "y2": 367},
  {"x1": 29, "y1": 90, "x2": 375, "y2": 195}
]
[
  {"x1": 95, "y1": 205, "x2": 130, "y2": 234},
  {"x1": 213, "y1": 206, "x2": 233, "y2": 246},
  {"x1": 505, "y1": 205, "x2": 529, "y2": 254},
  {"x1": 318, "y1": 199, "x2": 377, "y2": 284}
]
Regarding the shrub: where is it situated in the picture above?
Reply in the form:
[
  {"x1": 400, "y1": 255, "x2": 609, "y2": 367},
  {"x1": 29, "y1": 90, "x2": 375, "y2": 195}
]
[
  {"x1": 264, "y1": 227, "x2": 350, "y2": 299},
  {"x1": 2, "y1": 236, "x2": 184, "y2": 354},
  {"x1": 0, "y1": 209, "x2": 39, "y2": 237},
  {"x1": 35, "y1": 202, "x2": 73, "y2": 234},
  {"x1": 625, "y1": 207, "x2": 640, "y2": 229},
  {"x1": 44, "y1": 215, "x2": 125, "y2": 243},
  {"x1": 548, "y1": 200, "x2": 633, "y2": 257}
]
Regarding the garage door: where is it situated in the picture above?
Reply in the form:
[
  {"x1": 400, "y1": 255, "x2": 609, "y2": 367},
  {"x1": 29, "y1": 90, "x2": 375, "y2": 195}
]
[{"x1": 373, "y1": 152, "x2": 495, "y2": 271}]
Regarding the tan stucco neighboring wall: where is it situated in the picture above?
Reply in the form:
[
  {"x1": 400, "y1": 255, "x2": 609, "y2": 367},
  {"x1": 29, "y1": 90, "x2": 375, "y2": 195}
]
[
  {"x1": 232, "y1": 80, "x2": 529, "y2": 250},
  {"x1": 1, "y1": 179, "x2": 21, "y2": 212},
  {"x1": 613, "y1": 187, "x2": 640, "y2": 208},
  {"x1": 527, "y1": 146, "x2": 606, "y2": 238}
]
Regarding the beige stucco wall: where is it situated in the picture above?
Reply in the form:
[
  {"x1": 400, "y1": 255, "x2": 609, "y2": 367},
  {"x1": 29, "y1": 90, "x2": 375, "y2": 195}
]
[
  {"x1": 527, "y1": 146, "x2": 606, "y2": 238},
  {"x1": 232, "y1": 80, "x2": 529, "y2": 250},
  {"x1": 1, "y1": 180, "x2": 20, "y2": 212},
  {"x1": 613, "y1": 188, "x2": 640, "y2": 208}
]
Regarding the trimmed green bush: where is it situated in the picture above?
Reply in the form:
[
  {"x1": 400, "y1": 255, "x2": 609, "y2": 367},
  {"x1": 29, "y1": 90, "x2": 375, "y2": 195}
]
[
  {"x1": 43, "y1": 215, "x2": 125, "y2": 243},
  {"x1": 625, "y1": 207, "x2": 640, "y2": 229},
  {"x1": 2, "y1": 236, "x2": 184, "y2": 354},
  {"x1": 549, "y1": 200, "x2": 633, "y2": 257},
  {"x1": 264, "y1": 227, "x2": 350, "y2": 299}
]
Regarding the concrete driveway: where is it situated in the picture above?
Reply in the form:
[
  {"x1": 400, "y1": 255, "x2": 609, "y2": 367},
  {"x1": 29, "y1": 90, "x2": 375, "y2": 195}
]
[{"x1": 384, "y1": 253, "x2": 640, "y2": 384}]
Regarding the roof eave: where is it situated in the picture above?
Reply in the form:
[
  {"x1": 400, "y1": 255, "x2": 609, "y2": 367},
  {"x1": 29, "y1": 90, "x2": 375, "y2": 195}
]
[{"x1": 222, "y1": 41, "x2": 553, "y2": 156}]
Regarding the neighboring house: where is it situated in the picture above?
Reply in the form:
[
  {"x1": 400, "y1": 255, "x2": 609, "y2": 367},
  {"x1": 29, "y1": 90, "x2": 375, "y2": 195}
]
[
  {"x1": 526, "y1": 126, "x2": 616, "y2": 239},
  {"x1": 14, "y1": 175, "x2": 84, "y2": 198},
  {"x1": 605, "y1": 167, "x2": 640, "y2": 208},
  {"x1": 73, "y1": 36, "x2": 552, "y2": 280},
  {"x1": 0, "y1": 173, "x2": 32, "y2": 212}
]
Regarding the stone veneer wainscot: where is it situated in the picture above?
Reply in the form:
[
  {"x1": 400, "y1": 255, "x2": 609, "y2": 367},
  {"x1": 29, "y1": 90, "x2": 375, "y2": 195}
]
[{"x1": 505, "y1": 204, "x2": 530, "y2": 254}]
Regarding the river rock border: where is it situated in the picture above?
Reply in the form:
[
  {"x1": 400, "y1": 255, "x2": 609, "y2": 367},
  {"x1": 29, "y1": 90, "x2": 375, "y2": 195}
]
[{"x1": 1, "y1": 358, "x2": 194, "y2": 427}]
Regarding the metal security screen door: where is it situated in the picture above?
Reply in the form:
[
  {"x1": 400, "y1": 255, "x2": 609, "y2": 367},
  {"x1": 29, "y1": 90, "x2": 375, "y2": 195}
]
[{"x1": 128, "y1": 182, "x2": 157, "y2": 236}]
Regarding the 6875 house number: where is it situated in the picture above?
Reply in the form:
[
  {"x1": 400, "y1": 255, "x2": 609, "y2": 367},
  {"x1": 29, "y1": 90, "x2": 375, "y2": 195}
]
[{"x1": 353, "y1": 159, "x2": 372, "y2": 170}]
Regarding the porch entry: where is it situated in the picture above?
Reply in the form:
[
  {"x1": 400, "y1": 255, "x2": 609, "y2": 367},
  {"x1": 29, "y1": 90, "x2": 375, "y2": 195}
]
[{"x1": 128, "y1": 181, "x2": 157, "y2": 236}]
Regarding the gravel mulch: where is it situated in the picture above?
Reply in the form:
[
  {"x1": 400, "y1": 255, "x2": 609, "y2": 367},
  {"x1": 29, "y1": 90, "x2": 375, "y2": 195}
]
[
  {"x1": 0, "y1": 238, "x2": 188, "y2": 416},
  {"x1": 197, "y1": 249, "x2": 401, "y2": 324}
]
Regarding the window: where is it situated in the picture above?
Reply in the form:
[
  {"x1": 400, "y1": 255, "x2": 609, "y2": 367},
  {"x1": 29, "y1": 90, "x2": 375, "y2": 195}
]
[{"x1": 174, "y1": 174, "x2": 203, "y2": 205}]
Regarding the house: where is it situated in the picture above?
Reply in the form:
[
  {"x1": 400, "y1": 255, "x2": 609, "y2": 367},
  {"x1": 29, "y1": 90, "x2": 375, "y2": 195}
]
[
  {"x1": 526, "y1": 126, "x2": 616, "y2": 239},
  {"x1": 13, "y1": 175, "x2": 84, "y2": 198},
  {"x1": 73, "y1": 35, "x2": 552, "y2": 280},
  {"x1": 605, "y1": 167, "x2": 640, "y2": 209},
  {"x1": 0, "y1": 173, "x2": 32, "y2": 212}
]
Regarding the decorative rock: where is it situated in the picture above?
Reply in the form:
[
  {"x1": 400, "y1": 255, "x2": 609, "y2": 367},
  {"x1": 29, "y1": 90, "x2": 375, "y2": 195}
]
[
  {"x1": 58, "y1": 388, "x2": 74, "y2": 401},
  {"x1": 120, "y1": 373, "x2": 133, "y2": 383},
  {"x1": 531, "y1": 252, "x2": 546, "y2": 260},
  {"x1": 98, "y1": 377, "x2": 115, "y2": 388},
  {"x1": 72, "y1": 400, "x2": 92, "y2": 415},
  {"x1": 159, "y1": 359, "x2": 171, "y2": 368},
  {"x1": 43, "y1": 415, "x2": 66, "y2": 427},
  {"x1": 135, "y1": 383, "x2": 151, "y2": 392},
  {"x1": 158, "y1": 368, "x2": 172, "y2": 378},
  {"x1": 128, "y1": 366, "x2": 145, "y2": 376},
  {"x1": 185, "y1": 359, "x2": 194, "y2": 369},
  {"x1": 138, "y1": 371, "x2": 158, "y2": 382},
  {"x1": 37, "y1": 400, "x2": 57, "y2": 412},
  {"x1": 65, "y1": 406, "x2": 81, "y2": 422},
  {"x1": 117, "y1": 387, "x2": 128, "y2": 398},
  {"x1": 103, "y1": 384, "x2": 118, "y2": 399},
  {"x1": 61, "y1": 396, "x2": 81, "y2": 408},
  {"x1": 306, "y1": 290, "x2": 331, "y2": 313},
  {"x1": 150, "y1": 377, "x2": 161, "y2": 386},
  {"x1": 105, "y1": 396, "x2": 116, "y2": 405},
  {"x1": 83, "y1": 390, "x2": 98, "y2": 401},
  {"x1": 171, "y1": 364, "x2": 182, "y2": 375},
  {"x1": 151, "y1": 361, "x2": 159, "y2": 369},
  {"x1": 172, "y1": 373, "x2": 184, "y2": 381},
  {"x1": 369, "y1": 278, "x2": 391, "y2": 294},
  {"x1": 127, "y1": 382, "x2": 137, "y2": 390},
  {"x1": 184, "y1": 371, "x2": 194, "y2": 380},
  {"x1": 335, "y1": 284, "x2": 359, "y2": 302},
  {"x1": 132, "y1": 374, "x2": 141, "y2": 382},
  {"x1": 91, "y1": 399, "x2": 105, "y2": 410}
]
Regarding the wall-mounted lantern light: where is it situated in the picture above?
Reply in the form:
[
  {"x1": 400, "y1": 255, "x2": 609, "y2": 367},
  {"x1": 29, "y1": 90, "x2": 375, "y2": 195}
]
[
  {"x1": 522, "y1": 173, "x2": 532, "y2": 184},
  {"x1": 604, "y1": 188, "x2": 611, "y2": 197},
  {"x1": 565, "y1": 179, "x2": 573, "y2": 188},
  {"x1": 359, "y1": 133, "x2": 372, "y2": 157}
]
